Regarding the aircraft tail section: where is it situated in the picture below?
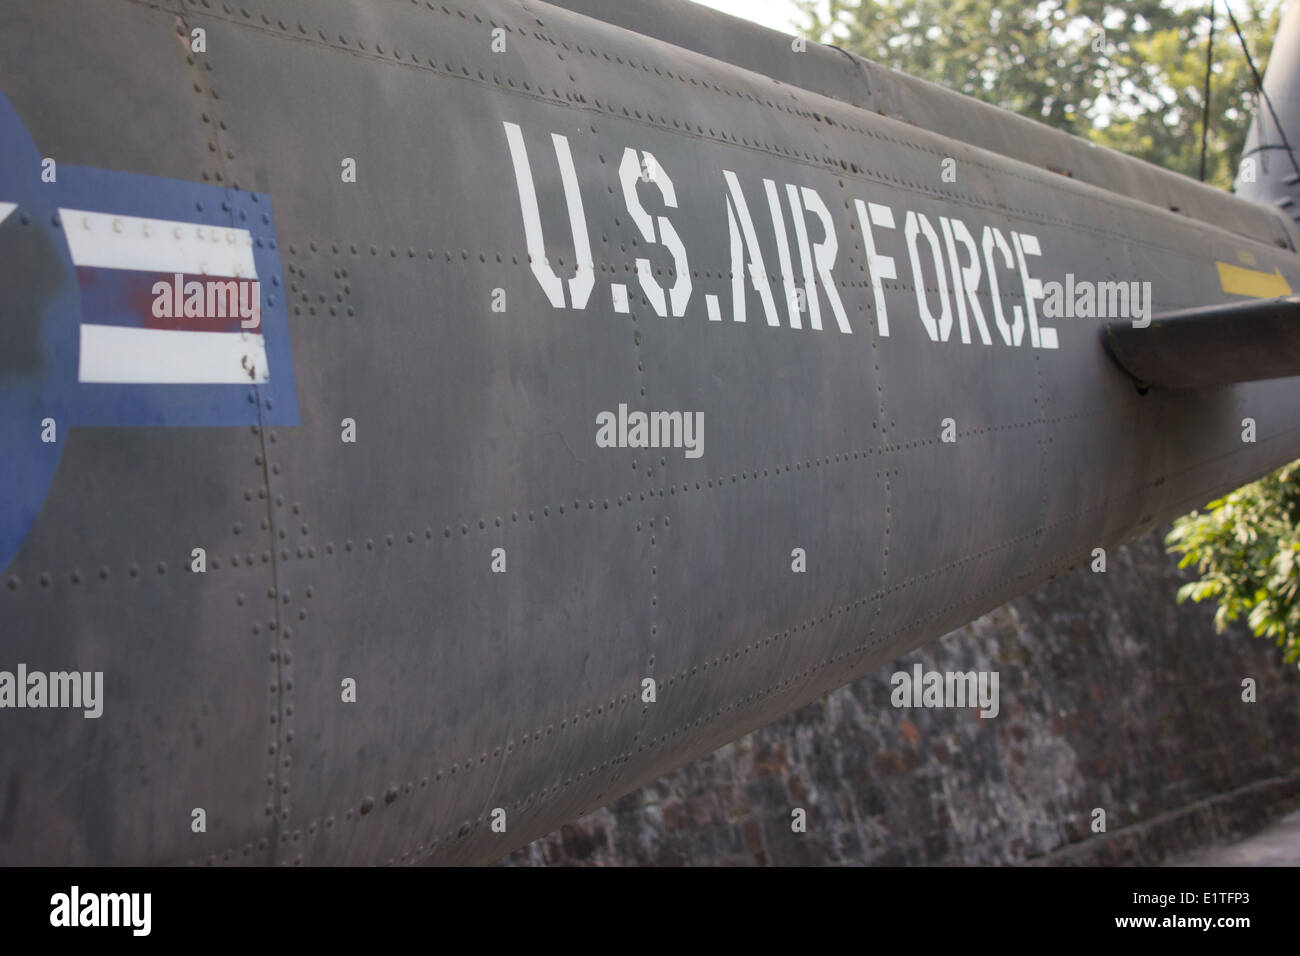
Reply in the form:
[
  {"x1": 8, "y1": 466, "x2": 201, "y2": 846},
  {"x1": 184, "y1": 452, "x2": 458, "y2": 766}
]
[{"x1": 1237, "y1": 0, "x2": 1300, "y2": 220}]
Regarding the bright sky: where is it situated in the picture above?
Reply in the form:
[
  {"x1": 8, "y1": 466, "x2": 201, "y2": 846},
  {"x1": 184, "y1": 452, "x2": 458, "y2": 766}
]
[{"x1": 691, "y1": 0, "x2": 815, "y2": 35}]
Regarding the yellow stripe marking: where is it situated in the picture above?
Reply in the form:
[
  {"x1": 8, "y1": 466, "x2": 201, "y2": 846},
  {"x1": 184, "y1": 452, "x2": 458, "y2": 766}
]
[{"x1": 1216, "y1": 261, "x2": 1292, "y2": 298}]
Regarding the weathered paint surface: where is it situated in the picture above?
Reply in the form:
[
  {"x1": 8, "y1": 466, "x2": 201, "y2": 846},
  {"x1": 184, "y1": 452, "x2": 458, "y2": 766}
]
[{"x1": 3, "y1": 0, "x2": 1300, "y2": 866}]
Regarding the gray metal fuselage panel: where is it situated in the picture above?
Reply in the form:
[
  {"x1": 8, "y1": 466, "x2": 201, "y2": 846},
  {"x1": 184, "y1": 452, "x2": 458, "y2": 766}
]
[{"x1": 1, "y1": 0, "x2": 1298, "y2": 865}]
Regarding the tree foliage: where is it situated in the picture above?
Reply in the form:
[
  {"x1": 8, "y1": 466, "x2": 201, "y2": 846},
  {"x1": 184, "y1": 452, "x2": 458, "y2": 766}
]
[
  {"x1": 798, "y1": 0, "x2": 1281, "y2": 187},
  {"x1": 1166, "y1": 461, "x2": 1300, "y2": 664},
  {"x1": 797, "y1": 0, "x2": 1297, "y2": 659}
]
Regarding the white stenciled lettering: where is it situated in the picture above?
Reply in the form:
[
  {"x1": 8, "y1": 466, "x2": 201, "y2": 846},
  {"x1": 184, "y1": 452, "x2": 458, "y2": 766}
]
[
  {"x1": 981, "y1": 225, "x2": 1024, "y2": 347},
  {"x1": 502, "y1": 122, "x2": 594, "y2": 309},
  {"x1": 1013, "y1": 231, "x2": 1055, "y2": 349},
  {"x1": 904, "y1": 210, "x2": 953, "y2": 341},
  {"x1": 618, "y1": 148, "x2": 691, "y2": 318},
  {"x1": 764, "y1": 179, "x2": 801, "y2": 328},
  {"x1": 722, "y1": 171, "x2": 779, "y2": 326},
  {"x1": 496, "y1": 123, "x2": 1091, "y2": 348},
  {"x1": 785, "y1": 184, "x2": 821, "y2": 330},
  {"x1": 939, "y1": 216, "x2": 992, "y2": 345},
  {"x1": 854, "y1": 199, "x2": 897, "y2": 337},
  {"x1": 799, "y1": 186, "x2": 851, "y2": 333}
]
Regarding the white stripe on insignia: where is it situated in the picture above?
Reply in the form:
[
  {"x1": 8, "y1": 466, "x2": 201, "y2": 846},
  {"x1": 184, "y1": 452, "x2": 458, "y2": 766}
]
[
  {"x1": 78, "y1": 325, "x2": 269, "y2": 384},
  {"x1": 60, "y1": 208, "x2": 257, "y2": 277},
  {"x1": 0, "y1": 202, "x2": 16, "y2": 225}
]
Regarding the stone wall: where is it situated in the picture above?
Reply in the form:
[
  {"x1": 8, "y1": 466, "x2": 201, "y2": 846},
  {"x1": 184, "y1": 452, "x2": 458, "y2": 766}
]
[{"x1": 502, "y1": 530, "x2": 1300, "y2": 865}]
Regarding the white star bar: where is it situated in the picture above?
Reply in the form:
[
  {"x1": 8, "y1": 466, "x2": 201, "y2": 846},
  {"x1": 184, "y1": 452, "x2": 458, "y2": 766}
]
[
  {"x1": 58, "y1": 208, "x2": 256, "y2": 277},
  {"x1": 78, "y1": 325, "x2": 269, "y2": 384}
]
